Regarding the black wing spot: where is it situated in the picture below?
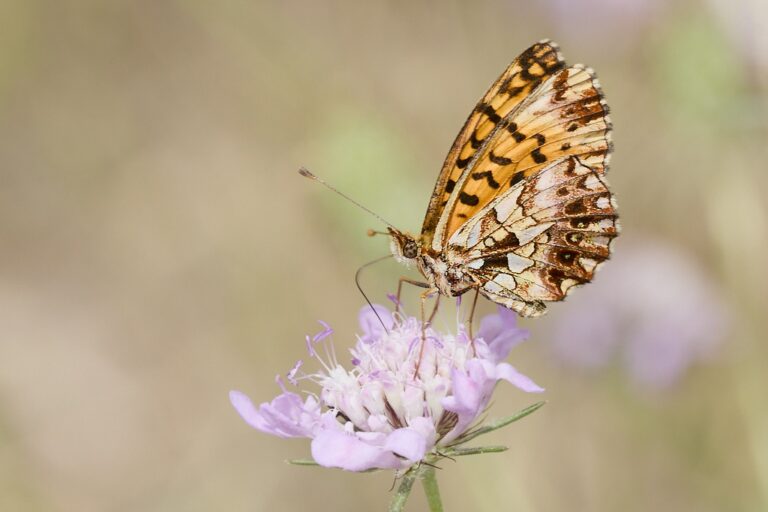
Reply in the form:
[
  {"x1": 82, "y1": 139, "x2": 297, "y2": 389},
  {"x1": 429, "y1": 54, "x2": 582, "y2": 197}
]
[
  {"x1": 561, "y1": 142, "x2": 572, "y2": 150},
  {"x1": 564, "y1": 157, "x2": 577, "y2": 175},
  {"x1": 471, "y1": 170, "x2": 500, "y2": 189},
  {"x1": 576, "y1": 176, "x2": 592, "y2": 191},
  {"x1": 485, "y1": 255, "x2": 508, "y2": 268},
  {"x1": 499, "y1": 77, "x2": 513, "y2": 94},
  {"x1": 534, "y1": 134, "x2": 546, "y2": 146},
  {"x1": 470, "y1": 132, "x2": 484, "y2": 149},
  {"x1": 531, "y1": 148, "x2": 547, "y2": 163},
  {"x1": 565, "y1": 198, "x2": 587, "y2": 215},
  {"x1": 581, "y1": 112, "x2": 605, "y2": 124},
  {"x1": 548, "y1": 268, "x2": 566, "y2": 285},
  {"x1": 570, "y1": 215, "x2": 602, "y2": 229},
  {"x1": 510, "y1": 172, "x2": 524, "y2": 187},
  {"x1": 456, "y1": 213, "x2": 468, "y2": 219},
  {"x1": 505, "y1": 122, "x2": 518, "y2": 134},
  {"x1": 512, "y1": 131, "x2": 526, "y2": 143},
  {"x1": 445, "y1": 179, "x2": 456, "y2": 193},
  {"x1": 456, "y1": 156, "x2": 472, "y2": 169},
  {"x1": 556, "y1": 250, "x2": 578, "y2": 266},
  {"x1": 567, "y1": 123, "x2": 579, "y2": 132},
  {"x1": 458, "y1": 192, "x2": 480, "y2": 206},
  {"x1": 499, "y1": 230, "x2": 520, "y2": 247},
  {"x1": 546, "y1": 60, "x2": 566, "y2": 74},
  {"x1": 566, "y1": 232, "x2": 584, "y2": 245},
  {"x1": 520, "y1": 67, "x2": 534, "y2": 81},
  {"x1": 481, "y1": 103, "x2": 501, "y2": 124},
  {"x1": 488, "y1": 151, "x2": 512, "y2": 166}
]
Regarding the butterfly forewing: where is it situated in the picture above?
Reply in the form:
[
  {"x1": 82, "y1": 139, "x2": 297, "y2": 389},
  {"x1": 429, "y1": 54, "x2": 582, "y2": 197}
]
[
  {"x1": 420, "y1": 40, "x2": 566, "y2": 249},
  {"x1": 424, "y1": 42, "x2": 612, "y2": 249},
  {"x1": 447, "y1": 156, "x2": 618, "y2": 317}
]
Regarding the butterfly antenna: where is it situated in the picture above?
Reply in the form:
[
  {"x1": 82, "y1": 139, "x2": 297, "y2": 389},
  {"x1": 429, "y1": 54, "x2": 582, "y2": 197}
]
[
  {"x1": 298, "y1": 167, "x2": 398, "y2": 230},
  {"x1": 355, "y1": 254, "x2": 394, "y2": 333}
]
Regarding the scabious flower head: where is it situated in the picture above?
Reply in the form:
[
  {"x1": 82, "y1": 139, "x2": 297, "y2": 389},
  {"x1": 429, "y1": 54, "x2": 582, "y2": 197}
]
[{"x1": 230, "y1": 302, "x2": 543, "y2": 472}]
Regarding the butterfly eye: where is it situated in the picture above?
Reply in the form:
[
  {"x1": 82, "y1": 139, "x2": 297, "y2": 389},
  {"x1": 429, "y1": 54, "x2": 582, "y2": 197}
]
[{"x1": 403, "y1": 240, "x2": 419, "y2": 259}]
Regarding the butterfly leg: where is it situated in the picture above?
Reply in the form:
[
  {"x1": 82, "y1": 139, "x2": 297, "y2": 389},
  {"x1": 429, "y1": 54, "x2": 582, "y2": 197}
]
[
  {"x1": 395, "y1": 277, "x2": 430, "y2": 315},
  {"x1": 414, "y1": 286, "x2": 439, "y2": 377},
  {"x1": 427, "y1": 293, "x2": 441, "y2": 325}
]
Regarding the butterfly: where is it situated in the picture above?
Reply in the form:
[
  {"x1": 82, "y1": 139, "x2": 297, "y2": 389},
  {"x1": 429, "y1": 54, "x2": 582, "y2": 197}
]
[{"x1": 388, "y1": 40, "x2": 618, "y2": 318}]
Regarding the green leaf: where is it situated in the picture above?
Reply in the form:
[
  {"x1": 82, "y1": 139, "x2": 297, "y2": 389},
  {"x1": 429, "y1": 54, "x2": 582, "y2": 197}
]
[
  {"x1": 286, "y1": 458, "x2": 319, "y2": 466},
  {"x1": 447, "y1": 401, "x2": 546, "y2": 447},
  {"x1": 288, "y1": 458, "x2": 381, "y2": 473},
  {"x1": 443, "y1": 445, "x2": 508, "y2": 457}
]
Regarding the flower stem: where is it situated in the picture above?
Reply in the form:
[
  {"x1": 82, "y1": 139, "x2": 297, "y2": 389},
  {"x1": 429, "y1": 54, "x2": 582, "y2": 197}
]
[
  {"x1": 421, "y1": 467, "x2": 444, "y2": 512},
  {"x1": 389, "y1": 469, "x2": 417, "y2": 512}
]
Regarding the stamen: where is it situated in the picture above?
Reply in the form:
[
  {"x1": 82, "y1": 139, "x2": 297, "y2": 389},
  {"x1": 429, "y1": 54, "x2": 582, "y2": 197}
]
[
  {"x1": 304, "y1": 335, "x2": 316, "y2": 358},
  {"x1": 287, "y1": 360, "x2": 303, "y2": 385},
  {"x1": 313, "y1": 320, "x2": 334, "y2": 341},
  {"x1": 275, "y1": 375, "x2": 287, "y2": 393}
]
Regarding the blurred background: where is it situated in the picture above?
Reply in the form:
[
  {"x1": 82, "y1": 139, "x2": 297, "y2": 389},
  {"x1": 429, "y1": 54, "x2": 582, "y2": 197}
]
[{"x1": 1, "y1": 0, "x2": 767, "y2": 510}]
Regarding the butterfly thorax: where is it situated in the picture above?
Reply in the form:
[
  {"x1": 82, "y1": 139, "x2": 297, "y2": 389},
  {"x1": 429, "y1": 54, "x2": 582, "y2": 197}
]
[
  {"x1": 417, "y1": 251, "x2": 475, "y2": 297},
  {"x1": 389, "y1": 228, "x2": 475, "y2": 297}
]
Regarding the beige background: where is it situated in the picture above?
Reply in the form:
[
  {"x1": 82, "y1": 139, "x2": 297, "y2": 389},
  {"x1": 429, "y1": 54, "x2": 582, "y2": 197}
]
[{"x1": 1, "y1": 1, "x2": 767, "y2": 510}]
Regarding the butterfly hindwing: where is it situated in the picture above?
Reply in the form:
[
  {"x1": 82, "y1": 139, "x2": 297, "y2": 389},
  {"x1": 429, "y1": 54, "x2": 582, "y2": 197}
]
[{"x1": 447, "y1": 157, "x2": 618, "y2": 317}]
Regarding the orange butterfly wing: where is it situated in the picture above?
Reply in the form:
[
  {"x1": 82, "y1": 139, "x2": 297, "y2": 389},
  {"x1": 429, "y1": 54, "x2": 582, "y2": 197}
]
[
  {"x1": 422, "y1": 41, "x2": 613, "y2": 251},
  {"x1": 420, "y1": 40, "x2": 566, "y2": 249}
]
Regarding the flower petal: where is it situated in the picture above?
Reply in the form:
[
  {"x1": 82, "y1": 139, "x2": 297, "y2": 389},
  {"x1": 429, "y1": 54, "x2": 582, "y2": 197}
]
[
  {"x1": 384, "y1": 427, "x2": 428, "y2": 462},
  {"x1": 442, "y1": 367, "x2": 481, "y2": 414},
  {"x1": 477, "y1": 306, "x2": 530, "y2": 361},
  {"x1": 408, "y1": 416, "x2": 438, "y2": 448},
  {"x1": 358, "y1": 305, "x2": 395, "y2": 344},
  {"x1": 441, "y1": 359, "x2": 542, "y2": 443},
  {"x1": 230, "y1": 390, "x2": 320, "y2": 438},
  {"x1": 441, "y1": 368, "x2": 487, "y2": 443},
  {"x1": 311, "y1": 429, "x2": 403, "y2": 471},
  {"x1": 496, "y1": 363, "x2": 545, "y2": 393},
  {"x1": 230, "y1": 390, "x2": 269, "y2": 430}
]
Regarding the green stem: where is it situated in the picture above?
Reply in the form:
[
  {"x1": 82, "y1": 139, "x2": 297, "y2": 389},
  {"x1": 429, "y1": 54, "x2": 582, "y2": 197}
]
[
  {"x1": 389, "y1": 468, "x2": 417, "y2": 512},
  {"x1": 421, "y1": 467, "x2": 444, "y2": 512}
]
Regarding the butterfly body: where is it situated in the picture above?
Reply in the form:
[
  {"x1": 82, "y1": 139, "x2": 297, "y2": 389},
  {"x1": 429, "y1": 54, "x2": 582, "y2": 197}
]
[
  {"x1": 389, "y1": 40, "x2": 618, "y2": 318},
  {"x1": 390, "y1": 229, "x2": 476, "y2": 297}
]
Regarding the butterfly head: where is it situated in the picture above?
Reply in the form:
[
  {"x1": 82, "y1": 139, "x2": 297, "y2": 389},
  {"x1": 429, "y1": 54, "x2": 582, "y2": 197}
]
[{"x1": 388, "y1": 228, "x2": 420, "y2": 266}]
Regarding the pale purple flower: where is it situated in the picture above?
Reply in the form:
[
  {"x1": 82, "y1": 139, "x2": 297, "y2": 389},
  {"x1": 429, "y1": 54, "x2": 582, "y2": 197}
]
[
  {"x1": 230, "y1": 303, "x2": 542, "y2": 471},
  {"x1": 549, "y1": 236, "x2": 730, "y2": 391}
]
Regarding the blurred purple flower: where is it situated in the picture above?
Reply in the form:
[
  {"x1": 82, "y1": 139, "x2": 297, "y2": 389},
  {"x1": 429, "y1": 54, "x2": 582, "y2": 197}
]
[
  {"x1": 231, "y1": 303, "x2": 542, "y2": 472},
  {"x1": 550, "y1": 236, "x2": 730, "y2": 390}
]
